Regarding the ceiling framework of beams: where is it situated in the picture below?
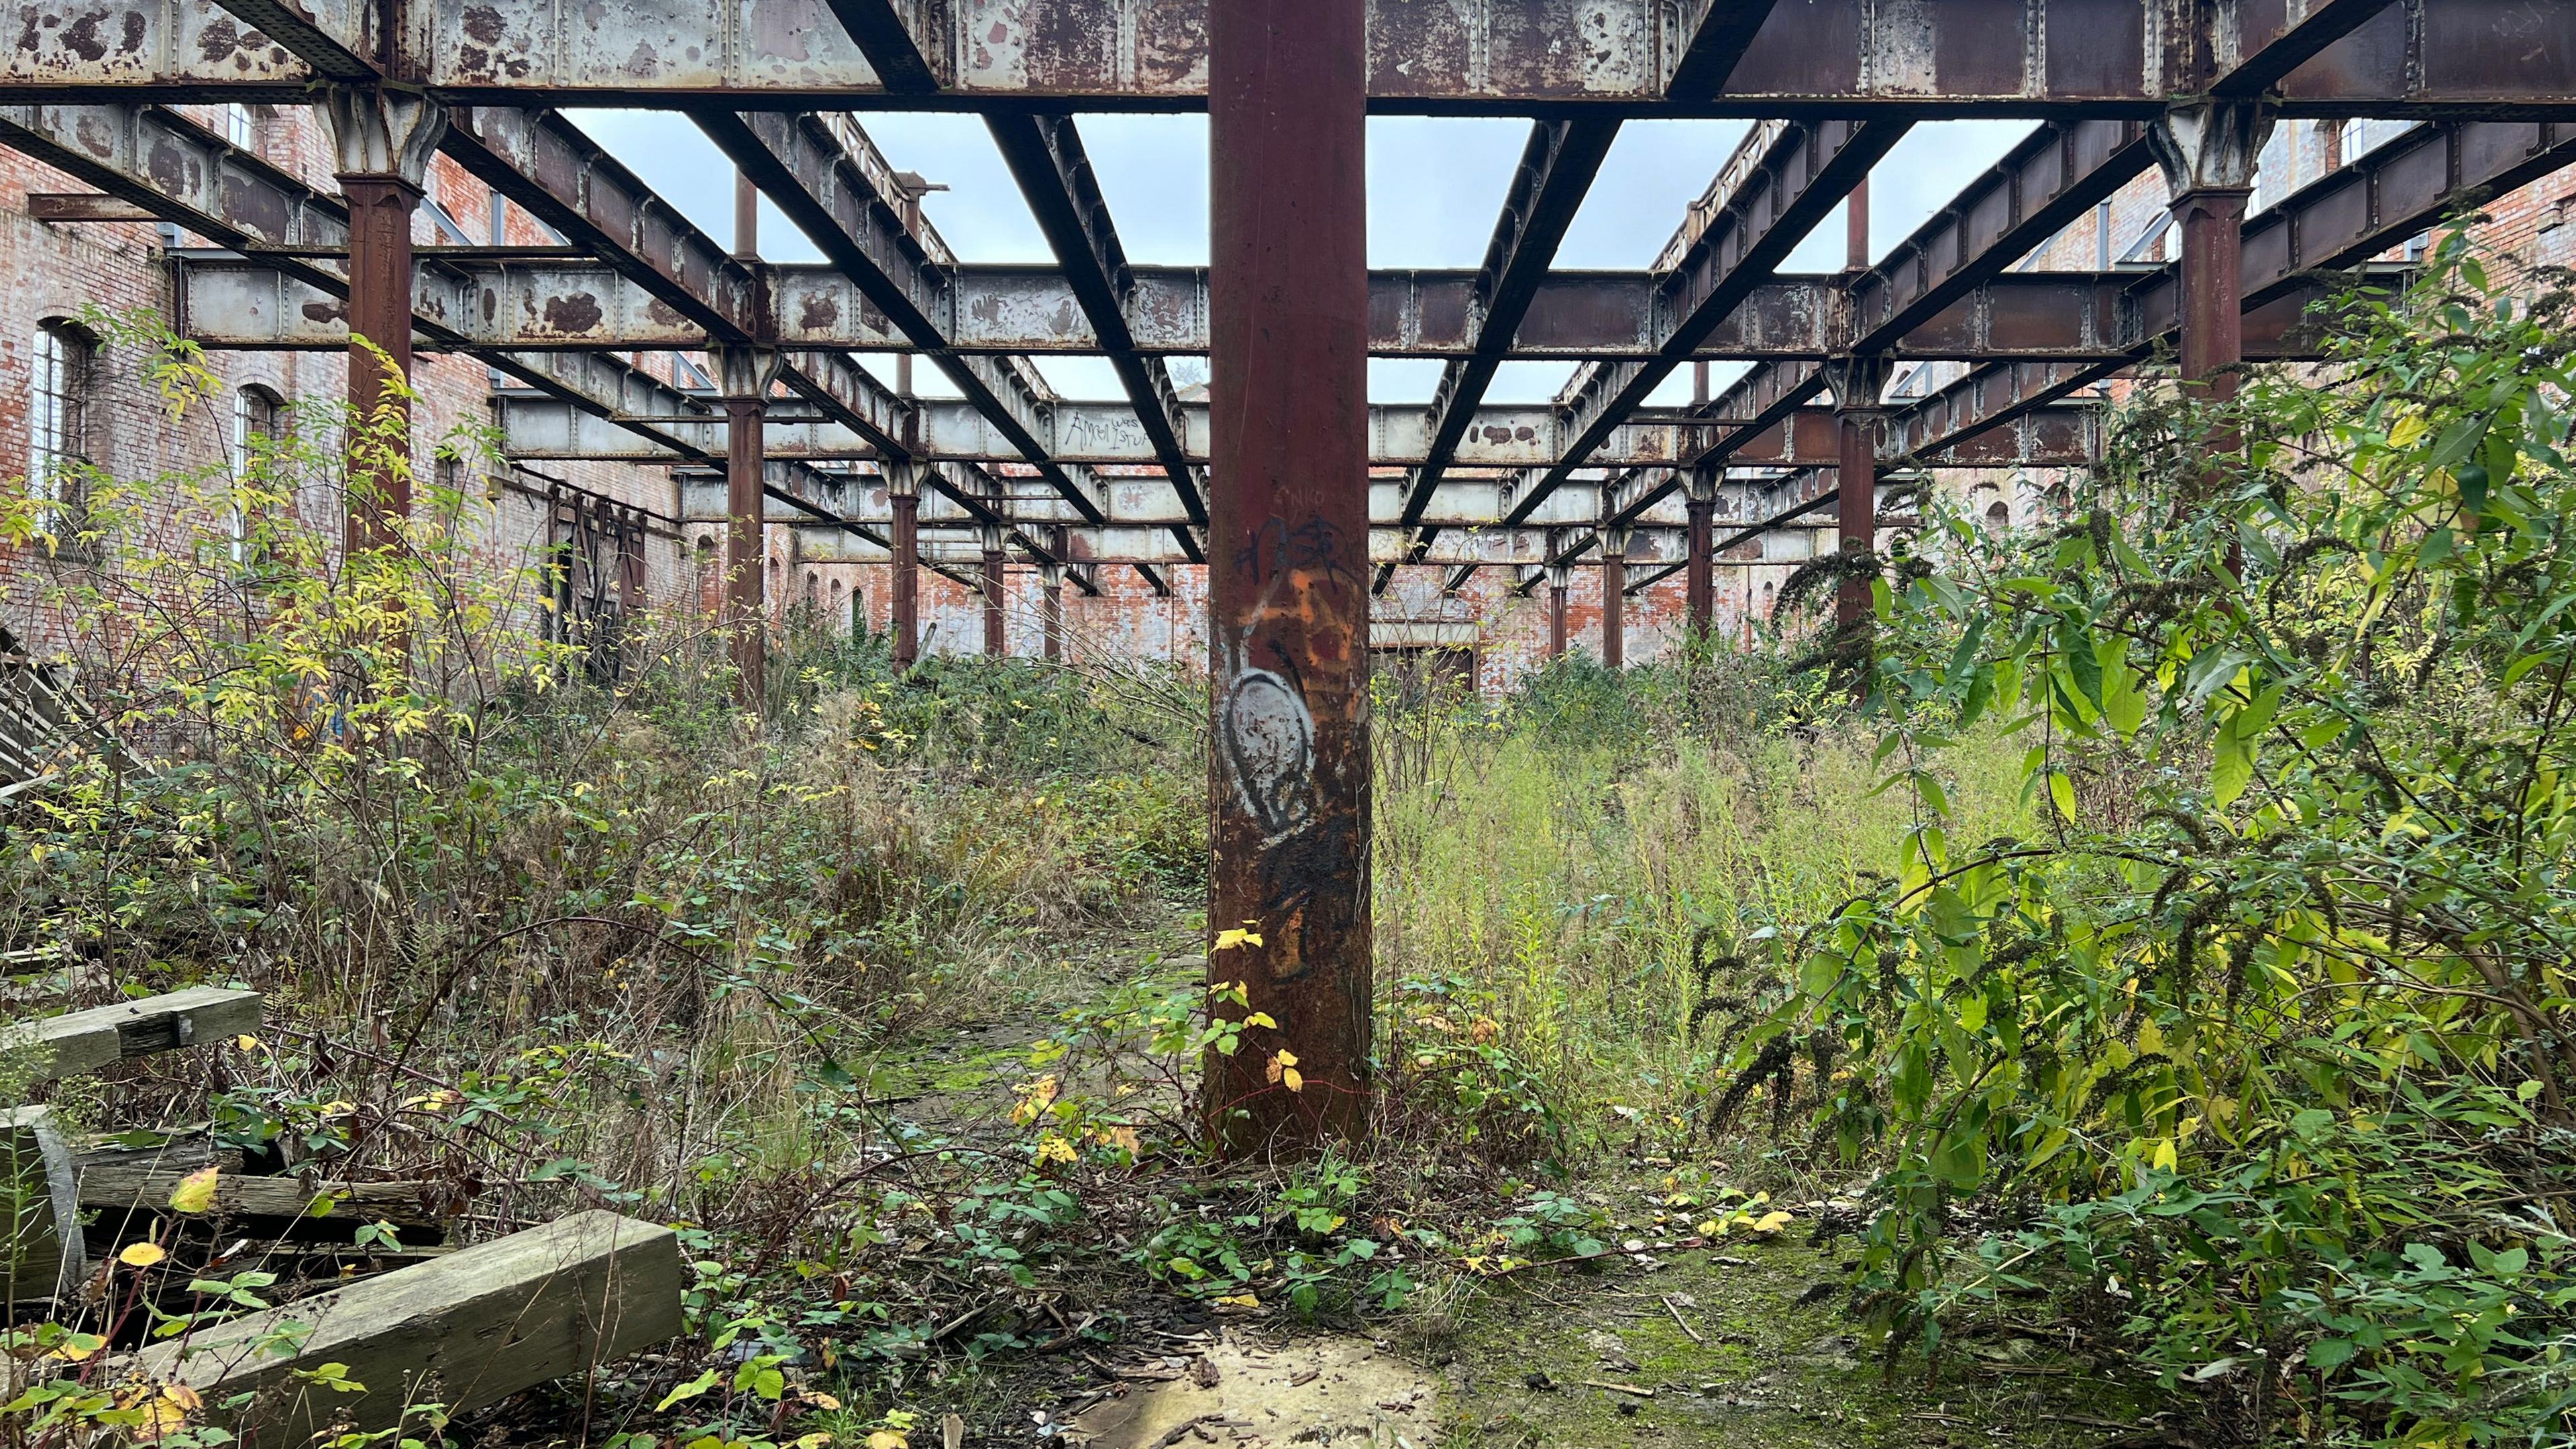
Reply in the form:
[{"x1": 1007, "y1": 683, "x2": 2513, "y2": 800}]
[{"x1": 3, "y1": 0, "x2": 2572, "y2": 594}]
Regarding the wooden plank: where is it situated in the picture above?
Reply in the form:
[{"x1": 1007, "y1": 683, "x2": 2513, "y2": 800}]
[
  {"x1": 5, "y1": 1106, "x2": 86, "y2": 1304},
  {"x1": 136, "y1": 1210, "x2": 683, "y2": 1445},
  {"x1": 78, "y1": 1167, "x2": 448, "y2": 1231},
  {"x1": 13, "y1": 986, "x2": 262, "y2": 1081}
]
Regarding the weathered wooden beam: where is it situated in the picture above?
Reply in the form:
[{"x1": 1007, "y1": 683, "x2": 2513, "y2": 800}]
[
  {"x1": 4, "y1": 1106, "x2": 84, "y2": 1304},
  {"x1": 14, "y1": 985, "x2": 262, "y2": 1081},
  {"x1": 78, "y1": 1169, "x2": 449, "y2": 1232},
  {"x1": 135, "y1": 1210, "x2": 682, "y2": 1444}
]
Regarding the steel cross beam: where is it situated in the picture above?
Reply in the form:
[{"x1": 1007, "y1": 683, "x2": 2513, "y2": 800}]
[
  {"x1": 1569, "y1": 112, "x2": 2160, "y2": 559},
  {"x1": 2207, "y1": 0, "x2": 2407, "y2": 99},
  {"x1": 986, "y1": 110, "x2": 1206, "y2": 551},
  {"x1": 20, "y1": 1, "x2": 2576, "y2": 117},
  {"x1": 695, "y1": 109, "x2": 1110, "y2": 526},
  {"x1": 1495, "y1": 117, "x2": 1906, "y2": 529},
  {"x1": 1378, "y1": 117, "x2": 1621, "y2": 593},
  {"x1": 0, "y1": 101, "x2": 744, "y2": 476},
  {"x1": 1888, "y1": 118, "x2": 2576, "y2": 460}
]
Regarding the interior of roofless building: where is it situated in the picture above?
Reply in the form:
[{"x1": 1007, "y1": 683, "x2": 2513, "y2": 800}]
[{"x1": 5, "y1": 5, "x2": 2576, "y2": 1446}]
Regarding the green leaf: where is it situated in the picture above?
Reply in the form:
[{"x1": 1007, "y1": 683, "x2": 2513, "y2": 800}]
[
  {"x1": 2048, "y1": 771, "x2": 2078, "y2": 822},
  {"x1": 2212, "y1": 729, "x2": 2254, "y2": 810},
  {"x1": 655, "y1": 1371, "x2": 718, "y2": 1413}
]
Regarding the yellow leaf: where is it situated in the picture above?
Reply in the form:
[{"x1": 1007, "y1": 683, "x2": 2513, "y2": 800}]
[
  {"x1": 1752, "y1": 1211, "x2": 1793, "y2": 1234},
  {"x1": 45, "y1": 1332, "x2": 106, "y2": 1362},
  {"x1": 1214, "y1": 1293, "x2": 1260, "y2": 1307},
  {"x1": 1275, "y1": 1050, "x2": 1299, "y2": 1068},
  {"x1": 1281, "y1": 1067, "x2": 1304, "y2": 1093},
  {"x1": 864, "y1": 1434, "x2": 908, "y2": 1449},
  {"x1": 2151, "y1": 1137, "x2": 2180, "y2": 1171},
  {"x1": 1213, "y1": 927, "x2": 1265, "y2": 952},
  {"x1": 804, "y1": 1392, "x2": 843, "y2": 1411},
  {"x1": 166, "y1": 1165, "x2": 219, "y2": 1215},
  {"x1": 119, "y1": 1241, "x2": 168, "y2": 1268},
  {"x1": 232, "y1": 1034, "x2": 260, "y2": 1053}
]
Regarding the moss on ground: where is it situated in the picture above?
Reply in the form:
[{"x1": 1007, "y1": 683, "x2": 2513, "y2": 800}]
[{"x1": 1421, "y1": 1169, "x2": 2162, "y2": 1448}]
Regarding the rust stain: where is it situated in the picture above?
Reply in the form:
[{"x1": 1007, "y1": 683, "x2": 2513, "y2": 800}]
[
  {"x1": 462, "y1": 6, "x2": 504, "y2": 44},
  {"x1": 543, "y1": 292, "x2": 605, "y2": 334},
  {"x1": 302, "y1": 299, "x2": 347, "y2": 325},
  {"x1": 797, "y1": 291, "x2": 841, "y2": 333},
  {"x1": 645, "y1": 298, "x2": 687, "y2": 327},
  {"x1": 197, "y1": 15, "x2": 237, "y2": 62}
]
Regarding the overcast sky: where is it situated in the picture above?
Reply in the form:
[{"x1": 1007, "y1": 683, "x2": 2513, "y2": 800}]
[{"x1": 574, "y1": 111, "x2": 2035, "y2": 407}]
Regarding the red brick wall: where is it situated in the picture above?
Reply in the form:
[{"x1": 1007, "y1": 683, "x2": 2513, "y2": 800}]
[{"x1": 0, "y1": 103, "x2": 684, "y2": 657}]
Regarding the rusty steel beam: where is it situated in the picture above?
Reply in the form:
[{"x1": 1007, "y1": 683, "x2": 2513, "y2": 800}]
[
  {"x1": 209, "y1": 0, "x2": 377, "y2": 80},
  {"x1": 20, "y1": 2, "x2": 2576, "y2": 117},
  {"x1": 1668, "y1": 0, "x2": 1787, "y2": 99},
  {"x1": 0, "y1": 101, "x2": 712, "y2": 470},
  {"x1": 821, "y1": 0, "x2": 943, "y2": 95},
  {"x1": 2210, "y1": 0, "x2": 2406, "y2": 99},
  {"x1": 698, "y1": 108, "x2": 1109, "y2": 525},
  {"x1": 1381, "y1": 117, "x2": 1620, "y2": 592},
  {"x1": 987, "y1": 111, "x2": 1206, "y2": 539},
  {"x1": 1891, "y1": 118, "x2": 2576, "y2": 458},
  {"x1": 182, "y1": 256, "x2": 2192, "y2": 362},
  {"x1": 1498, "y1": 117, "x2": 1907, "y2": 527},
  {"x1": 0, "y1": 104, "x2": 351, "y2": 288},
  {"x1": 445, "y1": 107, "x2": 767, "y2": 344}
]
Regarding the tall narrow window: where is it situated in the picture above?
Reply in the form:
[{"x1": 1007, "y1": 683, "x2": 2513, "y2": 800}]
[
  {"x1": 32, "y1": 320, "x2": 94, "y2": 533},
  {"x1": 225, "y1": 103, "x2": 257, "y2": 151},
  {"x1": 227, "y1": 385, "x2": 283, "y2": 562}
]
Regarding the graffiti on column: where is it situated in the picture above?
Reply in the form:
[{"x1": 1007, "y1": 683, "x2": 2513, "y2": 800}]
[{"x1": 1217, "y1": 515, "x2": 1364, "y2": 983}]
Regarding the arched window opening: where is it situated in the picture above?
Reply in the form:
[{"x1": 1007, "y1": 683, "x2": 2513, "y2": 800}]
[
  {"x1": 32, "y1": 319, "x2": 95, "y2": 535},
  {"x1": 228, "y1": 385, "x2": 284, "y2": 563},
  {"x1": 1986, "y1": 500, "x2": 2010, "y2": 533}
]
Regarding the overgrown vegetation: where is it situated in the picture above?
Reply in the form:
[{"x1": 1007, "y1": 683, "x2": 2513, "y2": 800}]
[{"x1": 7, "y1": 240, "x2": 2573, "y2": 1448}]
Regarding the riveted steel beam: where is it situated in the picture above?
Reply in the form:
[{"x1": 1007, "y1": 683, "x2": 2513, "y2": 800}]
[
  {"x1": 987, "y1": 110, "x2": 1206, "y2": 545},
  {"x1": 19, "y1": 1, "x2": 2575, "y2": 117},
  {"x1": 700, "y1": 108, "x2": 1108, "y2": 525}
]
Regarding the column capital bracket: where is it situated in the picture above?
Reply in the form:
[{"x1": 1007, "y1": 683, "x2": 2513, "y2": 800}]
[
  {"x1": 319, "y1": 85, "x2": 446, "y2": 188},
  {"x1": 2150, "y1": 97, "x2": 2275, "y2": 198}
]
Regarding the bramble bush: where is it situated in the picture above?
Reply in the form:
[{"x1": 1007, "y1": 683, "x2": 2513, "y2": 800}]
[{"x1": 1742, "y1": 235, "x2": 2576, "y2": 1445}]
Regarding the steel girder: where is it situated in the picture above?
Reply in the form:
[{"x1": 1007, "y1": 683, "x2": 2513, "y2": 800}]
[{"x1": 11, "y1": 2, "x2": 2574, "y2": 117}]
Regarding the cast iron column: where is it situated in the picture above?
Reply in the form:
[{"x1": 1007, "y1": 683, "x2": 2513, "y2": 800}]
[
  {"x1": 1824, "y1": 356, "x2": 1891, "y2": 642},
  {"x1": 888, "y1": 462, "x2": 921, "y2": 668},
  {"x1": 981, "y1": 525, "x2": 1007, "y2": 657},
  {"x1": 1548, "y1": 559, "x2": 1571, "y2": 662},
  {"x1": 1684, "y1": 466, "x2": 1717, "y2": 637},
  {"x1": 2151, "y1": 101, "x2": 2271, "y2": 411},
  {"x1": 1601, "y1": 527, "x2": 1629, "y2": 670},
  {"x1": 319, "y1": 88, "x2": 443, "y2": 553},
  {"x1": 1206, "y1": 0, "x2": 1372, "y2": 1150},
  {"x1": 717, "y1": 346, "x2": 780, "y2": 706},
  {"x1": 1040, "y1": 561, "x2": 1065, "y2": 662}
]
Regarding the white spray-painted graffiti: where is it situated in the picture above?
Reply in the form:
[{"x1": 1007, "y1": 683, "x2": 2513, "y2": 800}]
[{"x1": 1219, "y1": 667, "x2": 1316, "y2": 843}]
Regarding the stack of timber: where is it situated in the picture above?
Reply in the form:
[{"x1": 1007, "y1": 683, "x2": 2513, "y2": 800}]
[
  {"x1": 7, "y1": 985, "x2": 685, "y2": 1444},
  {"x1": 0, "y1": 621, "x2": 114, "y2": 793}
]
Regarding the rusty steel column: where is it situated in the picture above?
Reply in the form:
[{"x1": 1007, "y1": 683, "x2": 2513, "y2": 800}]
[
  {"x1": 319, "y1": 88, "x2": 443, "y2": 553},
  {"x1": 1548, "y1": 561, "x2": 1571, "y2": 662},
  {"x1": 888, "y1": 462, "x2": 921, "y2": 668},
  {"x1": 1824, "y1": 356, "x2": 1891, "y2": 641},
  {"x1": 2152, "y1": 101, "x2": 2271, "y2": 511},
  {"x1": 1040, "y1": 561, "x2": 1065, "y2": 662},
  {"x1": 1845, "y1": 174, "x2": 1871, "y2": 270},
  {"x1": 1601, "y1": 527, "x2": 1629, "y2": 670},
  {"x1": 1684, "y1": 466, "x2": 1717, "y2": 637},
  {"x1": 2152, "y1": 102, "x2": 2271, "y2": 407},
  {"x1": 981, "y1": 525, "x2": 1007, "y2": 657},
  {"x1": 717, "y1": 347, "x2": 780, "y2": 706},
  {"x1": 1206, "y1": 0, "x2": 1372, "y2": 1151}
]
